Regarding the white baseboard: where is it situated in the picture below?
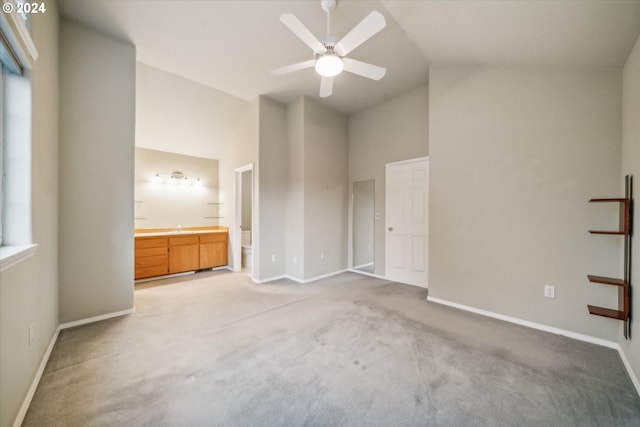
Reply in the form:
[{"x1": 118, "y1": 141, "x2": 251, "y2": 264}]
[
  {"x1": 13, "y1": 307, "x2": 136, "y2": 426},
  {"x1": 257, "y1": 269, "x2": 348, "y2": 285},
  {"x1": 352, "y1": 262, "x2": 374, "y2": 270},
  {"x1": 427, "y1": 296, "x2": 618, "y2": 349},
  {"x1": 59, "y1": 308, "x2": 135, "y2": 330},
  {"x1": 617, "y1": 346, "x2": 640, "y2": 397},
  {"x1": 255, "y1": 274, "x2": 288, "y2": 284},
  {"x1": 12, "y1": 326, "x2": 60, "y2": 427},
  {"x1": 428, "y1": 296, "x2": 640, "y2": 398},
  {"x1": 347, "y1": 268, "x2": 388, "y2": 281}
]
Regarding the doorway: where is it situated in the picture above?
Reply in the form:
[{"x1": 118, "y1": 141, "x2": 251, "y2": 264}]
[
  {"x1": 233, "y1": 164, "x2": 254, "y2": 276},
  {"x1": 385, "y1": 157, "x2": 429, "y2": 288}
]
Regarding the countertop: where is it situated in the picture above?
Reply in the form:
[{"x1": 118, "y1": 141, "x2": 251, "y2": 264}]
[{"x1": 134, "y1": 227, "x2": 228, "y2": 238}]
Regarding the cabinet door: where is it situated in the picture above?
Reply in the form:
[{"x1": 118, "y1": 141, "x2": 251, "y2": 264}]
[
  {"x1": 169, "y1": 245, "x2": 200, "y2": 273},
  {"x1": 135, "y1": 237, "x2": 169, "y2": 279},
  {"x1": 200, "y1": 242, "x2": 227, "y2": 268},
  {"x1": 135, "y1": 253, "x2": 169, "y2": 279}
]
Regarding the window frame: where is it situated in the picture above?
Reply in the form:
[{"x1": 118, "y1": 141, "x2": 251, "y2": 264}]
[{"x1": 0, "y1": 0, "x2": 38, "y2": 271}]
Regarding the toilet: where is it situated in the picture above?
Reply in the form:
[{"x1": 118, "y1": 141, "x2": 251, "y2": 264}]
[{"x1": 241, "y1": 230, "x2": 252, "y2": 270}]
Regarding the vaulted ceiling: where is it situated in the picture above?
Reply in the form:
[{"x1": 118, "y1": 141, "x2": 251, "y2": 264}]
[{"x1": 58, "y1": 0, "x2": 640, "y2": 115}]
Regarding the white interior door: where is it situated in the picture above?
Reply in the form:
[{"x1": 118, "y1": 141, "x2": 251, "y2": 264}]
[
  {"x1": 233, "y1": 163, "x2": 253, "y2": 274},
  {"x1": 385, "y1": 157, "x2": 428, "y2": 288}
]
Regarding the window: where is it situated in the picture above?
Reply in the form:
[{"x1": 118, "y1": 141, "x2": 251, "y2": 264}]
[{"x1": 0, "y1": 1, "x2": 38, "y2": 271}]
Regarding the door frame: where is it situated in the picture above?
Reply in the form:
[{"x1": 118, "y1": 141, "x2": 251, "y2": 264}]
[
  {"x1": 385, "y1": 156, "x2": 429, "y2": 287},
  {"x1": 233, "y1": 163, "x2": 254, "y2": 275}
]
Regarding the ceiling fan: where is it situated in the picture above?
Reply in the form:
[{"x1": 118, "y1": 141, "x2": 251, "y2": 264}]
[{"x1": 272, "y1": 0, "x2": 387, "y2": 98}]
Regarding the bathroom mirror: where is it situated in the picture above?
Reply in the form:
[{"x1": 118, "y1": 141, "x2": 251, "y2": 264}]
[{"x1": 352, "y1": 179, "x2": 375, "y2": 273}]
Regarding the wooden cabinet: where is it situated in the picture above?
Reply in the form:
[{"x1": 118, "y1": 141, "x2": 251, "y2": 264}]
[
  {"x1": 200, "y1": 233, "x2": 228, "y2": 269},
  {"x1": 169, "y1": 235, "x2": 200, "y2": 274},
  {"x1": 135, "y1": 230, "x2": 228, "y2": 280},
  {"x1": 135, "y1": 237, "x2": 169, "y2": 279}
]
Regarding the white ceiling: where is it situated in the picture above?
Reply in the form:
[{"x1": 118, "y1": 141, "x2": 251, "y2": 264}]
[{"x1": 58, "y1": 0, "x2": 640, "y2": 116}]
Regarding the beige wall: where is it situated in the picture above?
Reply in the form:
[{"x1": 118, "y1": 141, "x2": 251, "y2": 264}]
[
  {"x1": 619, "y1": 33, "x2": 640, "y2": 386},
  {"x1": 285, "y1": 98, "x2": 304, "y2": 279},
  {"x1": 428, "y1": 66, "x2": 622, "y2": 340},
  {"x1": 257, "y1": 96, "x2": 348, "y2": 282},
  {"x1": 348, "y1": 85, "x2": 429, "y2": 275},
  {"x1": 134, "y1": 148, "x2": 220, "y2": 229},
  {"x1": 303, "y1": 98, "x2": 349, "y2": 279},
  {"x1": 219, "y1": 98, "x2": 258, "y2": 270},
  {"x1": 58, "y1": 20, "x2": 136, "y2": 323},
  {"x1": 257, "y1": 96, "x2": 288, "y2": 280},
  {"x1": 136, "y1": 63, "x2": 247, "y2": 159},
  {"x1": 135, "y1": 63, "x2": 253, "y2": 269},
  {"x1": 0, "y1": 3, "x2": 59, "y2": 426}
]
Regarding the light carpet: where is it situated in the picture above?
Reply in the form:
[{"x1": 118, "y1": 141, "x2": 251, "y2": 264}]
[{"x1": 23, "y1": 271, "x2": 640, "y2": 426}]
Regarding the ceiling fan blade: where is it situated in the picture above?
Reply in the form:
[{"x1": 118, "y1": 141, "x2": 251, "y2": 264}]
[
  {"x1": 335, "y1": 11, "x2": 386, "y2": 56},
  {"x1": 271, "y1": 59, "x2": 316, "y2": 76},
  {"x1": 342, "y1": 58, "x2": 386, "y2": 80},
  {"x1": 319, "y1": 76, "x2": 333, "y2": 98},
  {"x1": 280, "y1": 13, "x2": 327, "y2": 55}
]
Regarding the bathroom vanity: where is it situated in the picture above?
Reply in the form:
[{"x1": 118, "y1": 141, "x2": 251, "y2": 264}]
[{"x1": 134, "y1": 226, "x2": 228, "y2": 280}]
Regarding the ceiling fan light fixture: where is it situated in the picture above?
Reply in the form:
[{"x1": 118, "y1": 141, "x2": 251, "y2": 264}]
[{"x1": 315, "y1": 54, "x2": 343, "y2": 77}]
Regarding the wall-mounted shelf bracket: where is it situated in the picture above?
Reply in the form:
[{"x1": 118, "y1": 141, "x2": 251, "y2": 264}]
[{"x1": 587, "y1": 175, "x2": 633, "y2": 339}]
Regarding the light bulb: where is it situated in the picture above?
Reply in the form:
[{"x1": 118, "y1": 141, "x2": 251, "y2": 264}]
[
  {"x1": 195, "y1": 177, "x2": 203, "y2": 187},
  {"x1": 315, "y1": 54, "x2": 343, "y2": 77},
  {"x1": 152, "y1": 173, "x2": 162, "y2": 184}
]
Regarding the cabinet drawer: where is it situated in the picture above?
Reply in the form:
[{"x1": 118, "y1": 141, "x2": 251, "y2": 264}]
[
  {"x1": 169, "y1": 235, "x2": 199, "y2": 246},
  {"x1": 135, "y1": 264, "x2": 169, "y2": 280},
  {"x1": 135, "y1": 254, "x2": 168, "y2": 268},
  {"x1": 136, "y1": 237, "x2": 168, "y2": 249},
  {"x1": 200, "y1": 233, "x2": 227, "y2": 243},
  {"x1": 136, "y1": 247, "x2": 167, "y2": 258}
]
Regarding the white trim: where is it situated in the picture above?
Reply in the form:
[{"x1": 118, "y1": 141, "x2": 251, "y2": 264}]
[
  {"x1": 618, "y1": 347, "x2": 640, "y2": 397},
  {"x1": 12, "y1": 325, "x2": 59, "y2": 427},
  {"x1": 298, "y1": 269, "x2": 348, "y2": 284},
  {"x1": 0, "y1": 1, "x2": 39, "y2": 70},
  {"x1": 59, "y1": 308, "x2": 134, "y2": 330},
  {"x1": 12, "y1": 308, "x2": 135, "y2": 426},
  {"x1": 347, "y1": 268, "x2": 388, "y2": 281},
  {"x1": 352, "y1": 262, "x2": 374, "y2": 270},
  {"x1": 233, "y1": 163, "x2": 255, "y2": 276},
  {"x1": 257, "y1": 269, "x2": 348, "y2": 285},
  {"x1": 385, "y1": 156, "x2": 429, "y2": 167},
  {"x1": 255, "y1": 274, "x2": 288, "y2": 284},
  {"x1": 427, "y1": 296, "x2": 618, "y2": 349},
  {"x1": 0, "y1": 244, "x2": 37, "y2": 272}
]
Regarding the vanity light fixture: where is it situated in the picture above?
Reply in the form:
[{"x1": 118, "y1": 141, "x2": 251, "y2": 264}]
[{"x1": 152, "y1": 171, "x2": 202, "y2": 186}]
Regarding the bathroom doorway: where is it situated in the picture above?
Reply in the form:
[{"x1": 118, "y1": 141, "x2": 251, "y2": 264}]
[{"x1": 233, "y1": 164, "x2": 253, "y2": 276}]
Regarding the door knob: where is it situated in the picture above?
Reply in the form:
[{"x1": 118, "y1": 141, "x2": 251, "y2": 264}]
[{"x1": 388, "y1": 227, "x2": 393, "y2": 232}]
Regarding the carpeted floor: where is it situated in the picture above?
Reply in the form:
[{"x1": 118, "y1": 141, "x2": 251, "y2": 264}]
[{"x1": 23, "y1": 271, "x2": 640, "y2": 426}]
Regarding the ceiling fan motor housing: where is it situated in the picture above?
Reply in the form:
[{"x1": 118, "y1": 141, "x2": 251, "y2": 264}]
[
  {"x1": 320, "y1": 0, "x2": 337, "y2": 14},
  {"x1": 322, "y1": 35, "x2": 339, "y2": 53}
]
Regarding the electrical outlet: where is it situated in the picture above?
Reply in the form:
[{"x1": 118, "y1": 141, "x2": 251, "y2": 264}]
[
  {"x1": 320, "y1": 252, "x2": 325, "y2": 260},
  {"x1": 544, "y1": 285, "x2": 555, "y2": 299},
  {"x1": 29, "y1": 324, "x2": 34, "y2": 345},
  {"x1": 293, "y1": 256, "x2": 297, "y2": 264},
  {"x1": 271, "y1": 255, "x2": 276, "y2": 262}
]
